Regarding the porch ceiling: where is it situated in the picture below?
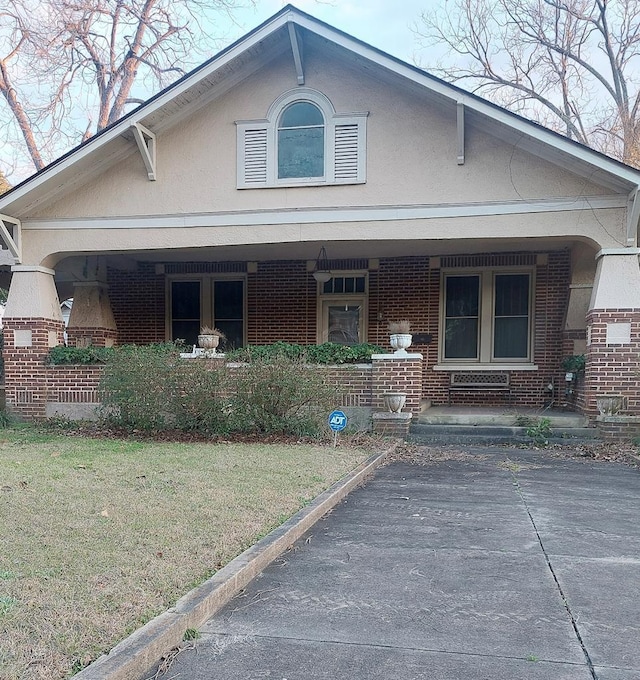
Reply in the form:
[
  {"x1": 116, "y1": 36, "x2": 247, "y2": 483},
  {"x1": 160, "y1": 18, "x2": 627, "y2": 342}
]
[{"x1": 54, "y1": 236, "x2": 587, "y2": 273}]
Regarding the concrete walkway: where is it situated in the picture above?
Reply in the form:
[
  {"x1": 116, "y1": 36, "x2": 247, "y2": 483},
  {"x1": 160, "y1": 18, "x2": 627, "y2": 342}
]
[{"x1": 154, "y1": 448, "x2": 640, "y2": 679}]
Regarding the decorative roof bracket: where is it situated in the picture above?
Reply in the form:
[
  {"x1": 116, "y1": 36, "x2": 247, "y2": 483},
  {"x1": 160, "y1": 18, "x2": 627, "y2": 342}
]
[
  {"x1": 131, "y1": 122, "x2": 157, "y2": 181},
  {"x1": 0, "y1": 214, "x2": 21, "y2": 263},
  {"x1": 457, "y1": 102, "x2": 465, "y2": 165},
  {"x1": 288, "y1": 21, "x2": 305, "y2": 85},
  {"x1": 627, "y1": 187, "x2": 640, "y2": 246}
]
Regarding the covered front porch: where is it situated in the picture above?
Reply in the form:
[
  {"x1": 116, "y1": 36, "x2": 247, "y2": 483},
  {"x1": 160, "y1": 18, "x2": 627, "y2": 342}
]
[{"x1": 4, "y1": 228, "x2": 640, "y2": 436}]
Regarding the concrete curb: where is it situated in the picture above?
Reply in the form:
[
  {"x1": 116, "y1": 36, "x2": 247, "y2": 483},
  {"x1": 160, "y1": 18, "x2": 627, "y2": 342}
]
[{"x1": 74, "y1": 442, "x2": 397, "y2": 680}]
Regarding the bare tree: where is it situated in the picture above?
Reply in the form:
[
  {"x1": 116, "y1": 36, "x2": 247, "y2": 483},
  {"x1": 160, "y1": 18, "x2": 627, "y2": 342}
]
[
  {"x1": 416, "y1": 0, "x2": 640, "y2": 167},
  {"x1": 0, "y1": 0, "x2": 250, "y2": 179}
]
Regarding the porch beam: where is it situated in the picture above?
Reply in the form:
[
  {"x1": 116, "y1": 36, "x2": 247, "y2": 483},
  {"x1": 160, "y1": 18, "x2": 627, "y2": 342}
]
[
  {"x1": 0, "y1": 213, "x2": 21, "y2": 263},
  {"x1": 627, "y1": 187, "x2": 640, "y2": 246},
  {"x1": 457, "y1": 102, "x2": 465, "y2": 165},
  {"x1": 288, "y1": 21, "x2": 305, "y2": 85},
  {"x1": 24, "y1": 195, "x2": 629, "y2": 231},
  {"x1": 131, "y1": 123, "x2": 157, "y2": 181}
]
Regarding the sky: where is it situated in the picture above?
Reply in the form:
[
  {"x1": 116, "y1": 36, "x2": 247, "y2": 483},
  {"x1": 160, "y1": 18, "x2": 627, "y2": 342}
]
[{"x1": 231, "y1": 1, "x2": 430, "y2": 63}]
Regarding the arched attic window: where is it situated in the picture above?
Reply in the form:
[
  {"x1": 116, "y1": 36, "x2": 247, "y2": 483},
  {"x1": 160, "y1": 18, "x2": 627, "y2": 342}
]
[
  {"x1": 236, "y1": 88, "x2": 368, "y2": 188},
  {"x1": 277, "y1": 101, "x2": 325, "y2": 179}
]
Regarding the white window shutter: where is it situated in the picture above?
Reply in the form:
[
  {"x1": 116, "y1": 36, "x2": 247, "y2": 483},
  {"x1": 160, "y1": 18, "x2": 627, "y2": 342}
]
[
  {"x1": 237, "y1": 124, "x2": 268, "y2": 188},
  {"x1": 334, "y1": 124, "x2": 358, "y2": 180},
  {"x1": 333, "y1": 114, "x2": 367, "y2": 183}
]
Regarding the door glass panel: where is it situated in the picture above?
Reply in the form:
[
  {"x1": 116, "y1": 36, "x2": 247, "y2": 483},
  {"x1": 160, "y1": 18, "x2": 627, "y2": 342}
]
[
  {"x1": 328, "y1": 305, "x2": 361, "y2": 345},
  {"x1": 171, "y1": 281, "x2": 200, "y2": 346}
]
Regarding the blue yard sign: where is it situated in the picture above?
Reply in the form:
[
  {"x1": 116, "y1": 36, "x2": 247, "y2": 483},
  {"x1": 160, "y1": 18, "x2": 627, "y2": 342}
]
[
  {"x1": 328, "y1": 410, "x2": 348, "y2": 431},
  {"x1": 328, "y1": 409, "x2": 347, "y2": 447}
]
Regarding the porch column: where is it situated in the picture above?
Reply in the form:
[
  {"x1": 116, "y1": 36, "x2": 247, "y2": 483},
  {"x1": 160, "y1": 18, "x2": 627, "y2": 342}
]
[
  {"x1": 3, "y1": 265, "x2": 65, "y2": 420},
  {"x1": 585, "y1": 249, "x2": 640, "y2": 418},
  {"x1": 67, "y1": 282, "x2": 117, "y2": 347},
  {"x1": 371, "y1": 352, "x2": 423, "y2": 438}
]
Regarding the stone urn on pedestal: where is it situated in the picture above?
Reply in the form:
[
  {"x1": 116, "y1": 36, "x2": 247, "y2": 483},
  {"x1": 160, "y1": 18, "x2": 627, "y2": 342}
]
[
  {"x1": 197, "y1": 327, "x2": 225, "y2": 353},
  {"x1": 388, "y1": 320, "x2": 413, "y2": 356},
  {"x1": 384, "y1": 392, "x2": 407, "y2": 413}
]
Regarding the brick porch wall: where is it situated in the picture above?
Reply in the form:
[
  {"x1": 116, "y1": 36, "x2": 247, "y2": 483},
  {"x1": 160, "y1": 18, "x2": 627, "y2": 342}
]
[
  {"x1": 46, "y1": 366, "x2": 103, "y2": 403},
  {"x1": 40, "y1": 362, "x2": 374, "y2": 414}
]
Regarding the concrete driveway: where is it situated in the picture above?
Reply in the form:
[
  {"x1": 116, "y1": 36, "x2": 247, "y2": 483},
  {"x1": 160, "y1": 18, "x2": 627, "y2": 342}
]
[{"x1": 155, "y1": 448, "x2": 640, "y2": 679}]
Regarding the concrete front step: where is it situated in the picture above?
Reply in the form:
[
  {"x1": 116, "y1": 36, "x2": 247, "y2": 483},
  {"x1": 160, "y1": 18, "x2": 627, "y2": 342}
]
[
  {"x1": 416, "y1": 407, "x2": 589, "y2": 429},
  {"x1": 408, "y1": 423, "x2": 600, "y2": 446}
]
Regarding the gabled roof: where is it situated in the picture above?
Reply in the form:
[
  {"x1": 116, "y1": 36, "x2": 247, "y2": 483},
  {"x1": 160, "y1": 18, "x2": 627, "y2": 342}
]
[{"x1": 2, "y1": 3, "x2": 640, "y2": 215}]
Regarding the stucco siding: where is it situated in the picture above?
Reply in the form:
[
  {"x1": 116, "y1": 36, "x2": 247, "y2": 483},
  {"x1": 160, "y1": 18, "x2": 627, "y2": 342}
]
[{"x1": 29, "y1": 46, "x2": 611, "y2": 222}]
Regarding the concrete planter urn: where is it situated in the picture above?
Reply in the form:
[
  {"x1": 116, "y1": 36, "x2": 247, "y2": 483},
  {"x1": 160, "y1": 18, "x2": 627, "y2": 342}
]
[
  {"x1": 389, "y1": 333, "x2": 413, "y2": 355},
  {"x1": 596, "y1": 393, "x2": 626, "y2": 416},
  {"x1": 197, "y1": 327, "x2": 225, "y2": 352},
  {"x1": 384, "y1": 392, "x2": 407, "y2": 413},
  {"x1": 388, "y1": 320, "x2": 412, "y2": 356}
]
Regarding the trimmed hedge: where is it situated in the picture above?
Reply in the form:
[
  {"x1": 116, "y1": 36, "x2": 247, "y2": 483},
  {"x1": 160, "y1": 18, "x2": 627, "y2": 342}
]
[
  {"x1": 226, "y1": 342, "x2": 384, "y2": 364},
  {"x1": 48, "y1": 342, "x2": 384, "y2": 366},
  {"x1": 47, "y1": 343, "x2": 177, "y2": 365}
]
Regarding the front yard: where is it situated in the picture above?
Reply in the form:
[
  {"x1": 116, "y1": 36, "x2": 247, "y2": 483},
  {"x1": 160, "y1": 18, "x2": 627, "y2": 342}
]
[{"x1": 0, "y1": 427, "x2": 370, "y2": 679}]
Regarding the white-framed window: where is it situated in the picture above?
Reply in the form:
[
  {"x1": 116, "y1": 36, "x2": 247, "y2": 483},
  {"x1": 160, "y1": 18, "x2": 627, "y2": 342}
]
[
  {"x1": 236, "y1": 88, "x2": 368, "y2": 188},
  {"x1": 317, "y1": 274, "x2": 368, "y2": 345},
  {"x1": 168, "y1": 276, "x2": 246, "y2": 350},
  {"x1": 441, "y1": 270, "x2": 533, "y2": 363}
]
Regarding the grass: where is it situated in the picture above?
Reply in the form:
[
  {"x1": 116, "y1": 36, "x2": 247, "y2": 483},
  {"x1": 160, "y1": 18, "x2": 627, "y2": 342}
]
[{"x1": 0, "y1": 426, "x2": 370, "y2": 679}]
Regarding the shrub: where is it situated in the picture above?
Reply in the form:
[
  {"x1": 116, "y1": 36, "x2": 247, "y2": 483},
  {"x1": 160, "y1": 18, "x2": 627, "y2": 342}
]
[
  {"x1": 98, "y1": 344, "x2": 184, "y2": 430},
  {"x1": 228, "y1": 356, "x2": 341, "y2": 436},
  {"x1": 172, "y1": 360, "x2": 230, "y2": 435},
  {"x1": 97, "y1": 346, "x2": 339, "y2": 437}
]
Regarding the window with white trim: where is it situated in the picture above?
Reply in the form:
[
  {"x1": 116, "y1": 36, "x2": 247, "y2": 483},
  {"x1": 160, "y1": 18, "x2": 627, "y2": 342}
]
[
  {"x1": 236, "y1": 88, "x2": 367, "y2": 188},
  {"x1": 317, "y1": 274, "x2": 368, "y2": 345},
  {"x1": 441, "y1": 271, "x2": 532, "y2": 363},
  {"x1": 169, "y1": 277, "x2": 246, "y2": 350}
]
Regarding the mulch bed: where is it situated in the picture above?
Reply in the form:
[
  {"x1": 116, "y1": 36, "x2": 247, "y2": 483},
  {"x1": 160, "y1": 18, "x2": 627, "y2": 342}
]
[
  {"x1": 37, "y1": 421, "x2": 640, "y2": 468},
  {"x1": 386, "y1": 440, "x2": 640, "y2": 468}
]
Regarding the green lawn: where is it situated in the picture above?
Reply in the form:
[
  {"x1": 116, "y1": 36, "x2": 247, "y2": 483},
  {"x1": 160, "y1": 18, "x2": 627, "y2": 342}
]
[{"x1": 0, "y1": 427, "x2": 370, "y2": 679}]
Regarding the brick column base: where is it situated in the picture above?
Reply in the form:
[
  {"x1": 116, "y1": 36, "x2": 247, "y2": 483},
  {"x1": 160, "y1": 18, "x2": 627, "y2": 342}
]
[
  {"x1": 372, "y1": 412, "x2": 412, "y2": 438},
  {"x1": 3, "y1": 318, "x2": 65, "y2": 420},
  {"x1": 597, "y1": 415, "x2": 640, "y2": 441},
  {"x1": 584, "y1": 310, "x2": 640, "y2": 419}
]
